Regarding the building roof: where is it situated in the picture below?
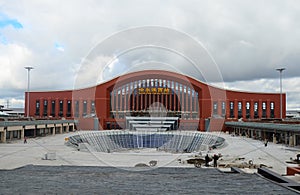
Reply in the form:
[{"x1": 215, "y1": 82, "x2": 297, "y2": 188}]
[{"x1": 225, "y1": 121, "x2": 300, "y2": 132}]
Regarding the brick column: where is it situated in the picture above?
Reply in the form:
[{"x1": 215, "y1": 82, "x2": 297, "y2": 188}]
[
  {"x1": 258, "y1": 99, "x2": 262, "y2": 118},
  {"x1": 242, "y1": 99, "x2": 246, "y2": 119},
  {"x1": 234, "y1": 99, "x2": 238, "y2": 119},
  {"x1": 250, "y1": 100, "x2": 254, "y2": 119},
  {"x1": 266, "y1": 99, "x2": 271, "y2": 118}
]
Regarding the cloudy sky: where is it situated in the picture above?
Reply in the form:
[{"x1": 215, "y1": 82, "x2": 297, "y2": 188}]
[{"x1": 0, "y1": 0, "x2": 299, "y2": 110}]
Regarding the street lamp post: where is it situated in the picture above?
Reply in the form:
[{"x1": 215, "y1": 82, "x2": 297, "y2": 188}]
[
  {"x1": 25, "y1": 66, "x2": 34, "y2": 118},
  {"x1": 276, "y1": 68, "x2": 285, "y2": 119}
]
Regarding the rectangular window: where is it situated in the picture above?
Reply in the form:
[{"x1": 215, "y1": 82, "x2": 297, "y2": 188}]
[
  {"x1": 262, "y1": 102, "x2": 266, "y2": 118},
  {"x1": 183, "y1": 86, "x2": 186, "y2": 112},
  {"x1": 83, "y1": 100, "x2": 87, "y2": 116},
  {"x1": 187, "y1": 88, "x2": 191, "y2": 112},
  {"x1": 238, "y1": 102, "x2": 242, "y2": 118},
  {"x1": 118, "y1": 91, "x2": 121, "y2": 110},
  {"x1": 35, "y1": 100, "x2": 40, "y2": 116},
  {"x1": 43, "y1": 100, "x2": 48, "y2": 116},
  {"x1": 230, "y1": 101, "x2": 234, "y2": 118},
  {"x1": 246, "y1": 102, "x2": 250, "y2": 119},
  {"x1": 75, "y1": 101, "x2": 79, "y2": 117},
  {"x1": 170, "y1": 94, "x2": 174, "y2": 111},
  {"x1": 221, "y1": 101, "x2": 226, "y2": 116},
  {"x1": 125, "y1": 85, "x2": 129, "y2": 111},
  {"x1": 270, "y1": 102, "x2": 275, "y2": 118},
  {"x1": 213, "y1": 101, "x2": 218, "y2": 115},
  {"x1": 113, "y1": 91, "x2": 116, "y2": 111},
  {"x1": 59, "y1": 100, "x2": 64, "y2": 117},
  {"x1": 67, "y1": 100, "x2": 71, "y2": 117},
  {"x1": 121, "y1": 93, "x2": 125, "y2": 111},
  {"x1": 51, "y1": 100, "x2": 55, "y2": 116},
  {"x1": 91, "y1": 100, "x2": 95, "y2": 114},
  {"x1": 254, "y1": 102, "x2": 258, "y2": 118}
]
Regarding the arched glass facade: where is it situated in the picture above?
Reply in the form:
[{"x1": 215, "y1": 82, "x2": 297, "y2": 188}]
[{"x1": 110, "y1": 78, "x2": 199, "y2": 120}]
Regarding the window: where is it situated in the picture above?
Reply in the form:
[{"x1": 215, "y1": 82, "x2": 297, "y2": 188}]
[
  {"x1": 59, "y1": 100, "x2": 63, "y2": 117},
  {"x1": 183, "y1": 86, "x2": 186, "y2": 112},
  {"x1": 75, "y1": 101, "x2": 79, "y2": 117},
  {"x1": 51, "y1": 100, "x2": 55, "y2": 116},
  {"x1": 67, "y1": 100, "x2": 71, "y2": 117},
  {"x1": 230, "y1": 101, "x2": 234, "y2": 118},
  {"x1": 221, "y1": 102, "x2": 226, "y2": 116},
  {"x1": 270, "y1": 102, "x2": 275, "y2": 118},
  {"x1": 187, "y1": 88, "x2": 191, "y2": 112},
  {"x1": 113, "y1": 91, "x2": 116, "y2": 111},
  {"x1": 262, "y1": 102, "x2": 266, "y2": 118},
  {"x1": 83, "y1": 100, "x2": 87, "y2": 116},
  {"x1": 254, "y1": 102, "x2": 258, "y2": 118},
  {"x1": 117, "y1": 90, "x2": 121, "y2": 110},
  {"x1": 43, "y1": 100, "x2": 48, "y2": 116},
  {"x1": 238, "y1": 102, "x2": 242, "y2": 118},
  {"x1": 121, "y1": 91, "x2": 125, "y2": 111},
  {"x1": 246, "y1": 102, "x2": 250, "y2": 119},
  {"x1": 91, "y1": 101, "x2": 95, "y2": 114},
  {"x1": 213, "y1": 101, "x2": 218, "y2": 115},
  {"x1": 125, "y1": 85, "x2": 129, "y2": 111},
  {"x1": 35, "y1": 100, "x2": 40, "y2": 116}
]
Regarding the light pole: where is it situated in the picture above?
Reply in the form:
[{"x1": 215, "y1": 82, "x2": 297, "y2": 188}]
[
  {"x1": 276, "y1": 68, "x2": 285, "y2": 119},
  {"x1": 25, "y1": 66, "x2": 34, "y2": 118}
]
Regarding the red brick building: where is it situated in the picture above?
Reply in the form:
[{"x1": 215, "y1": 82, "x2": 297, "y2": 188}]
[{"x1": 25, "y1": 70, "x2": 285, "y2": 131}]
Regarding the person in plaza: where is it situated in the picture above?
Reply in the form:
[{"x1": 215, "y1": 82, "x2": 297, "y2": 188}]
[
  {"x1": 264, "y1": 139, "x2": 268, "y2": 147},
  {"x1": 24, "y1": 136, "x2": 27, "y2": 144},
  {"x1": 212, "y1": 154, "x2": 219, "y2": 167},
  {"x1": 205, "y1": 154, "x2": 210, "y2": 167}
]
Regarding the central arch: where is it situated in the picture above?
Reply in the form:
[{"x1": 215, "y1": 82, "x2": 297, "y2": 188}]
[
  {"x1": 100, "y1": 70, "x2": 211, "y2": 131},
  {"x1": 110, "y1": 76, "x2": 200, "y2": 120}
]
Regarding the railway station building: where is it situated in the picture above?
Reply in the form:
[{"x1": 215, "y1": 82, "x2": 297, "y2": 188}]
[{"x1": 25, "y1": 70, "x2": 285, "y2": 131}]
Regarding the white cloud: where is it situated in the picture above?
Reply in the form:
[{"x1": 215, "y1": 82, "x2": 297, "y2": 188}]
[
  {"x1": 0, "y1": 43, "x2": 33, "y2": 90},
  {"x1": 239, "y1": 40, "x2": 254, "y2": 48},
  {"x1": 74, "y1": 55, "x2": 118, "y2": 89}
]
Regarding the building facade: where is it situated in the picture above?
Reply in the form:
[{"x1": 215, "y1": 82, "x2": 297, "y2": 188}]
[{"x1": 25, "y1": 70, "x2": 286, "y2": 131}]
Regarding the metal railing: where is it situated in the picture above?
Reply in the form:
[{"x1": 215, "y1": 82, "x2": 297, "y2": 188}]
[{"x1": 66, "y1": 130, "x2": 225, "y2": 153}]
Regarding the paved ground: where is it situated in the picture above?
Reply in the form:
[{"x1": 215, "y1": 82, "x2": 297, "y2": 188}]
[
  {"x1": 0, "y1": 165, "x2": 297, "y2": 195},
  {"x1": 0, "y1": 131, "x2": 299, "y2": 176},
  {"x1": 214, "y1": 133, "x2": 300, "y2": 175}
]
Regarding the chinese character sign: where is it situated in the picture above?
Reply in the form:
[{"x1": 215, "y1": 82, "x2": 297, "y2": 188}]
[{"x1": 138, "y1": 88, "x2": 170, "y2": 95}]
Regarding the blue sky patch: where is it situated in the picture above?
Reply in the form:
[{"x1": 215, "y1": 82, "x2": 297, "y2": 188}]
[
  {"x1": 54, "y1": 42, "x2": 65, "y2": 52},
  {"x1": 0, "y1": 13, "x2": 23, "y2": 29},
  {"x1": 0, "y1": 33, "x2": 8, "y2": 44}
]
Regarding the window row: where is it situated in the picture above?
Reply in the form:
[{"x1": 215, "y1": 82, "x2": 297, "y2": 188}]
[
  {"x1": 35, "y1": 100, "x2": 95, "y2": 118},
  {"x1": 212, "y1": 101, "x2": 275, "y2": 119}
]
